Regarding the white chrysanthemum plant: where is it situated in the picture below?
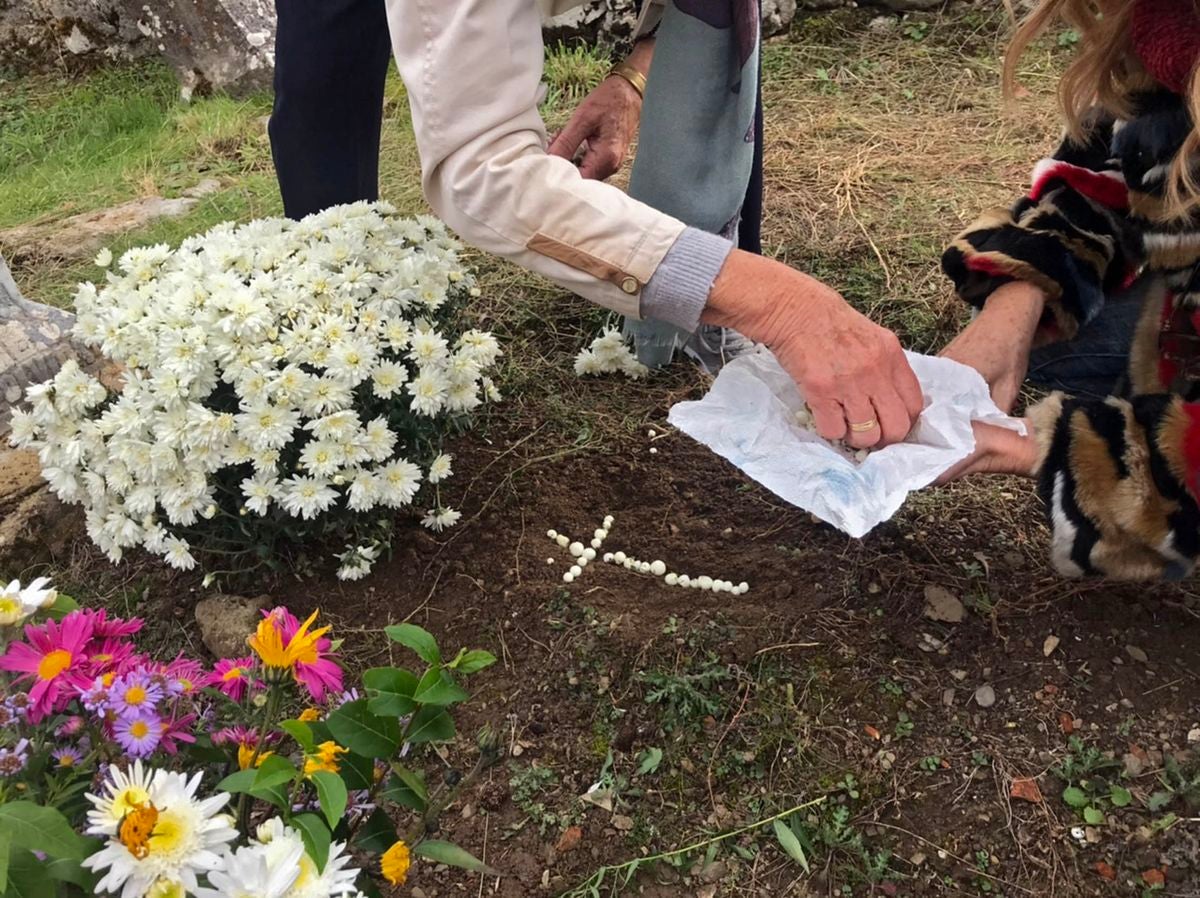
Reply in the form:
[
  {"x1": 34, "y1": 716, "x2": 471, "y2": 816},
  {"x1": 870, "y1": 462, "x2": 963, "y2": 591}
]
[
  {"x1": 574, "y1": 327, "x2": 650, "y2": 380},
  {"x1": 9, "y1": 202, "x2": 502, "y2": 580}
]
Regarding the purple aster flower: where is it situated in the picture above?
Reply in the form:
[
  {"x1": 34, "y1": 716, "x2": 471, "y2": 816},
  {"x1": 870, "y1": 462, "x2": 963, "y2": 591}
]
[
  {"x1": 79, "y1": 676, "x2": 110, "y2": 713},
  {"x1": 113, "y1": 711, "x2": 162, "y2": 757},
  {"x1": 331, "y1": 687, "x2": 360, "y2": 708},
  {"x1": 52, "y1": 747, "x2": 83, "y2": 770},
  {"x1": 4, "y1": 693, "x2": 30, "y2": 721},
  {"x1": 0, "y1": 739, "x2": 29, "y2": 776},
  {"x1": 0, "y1": 704, "x2": 15, "y2": 729},
  {"x1": 109, "y1": 671, "x2": 163, "y2": 718}
]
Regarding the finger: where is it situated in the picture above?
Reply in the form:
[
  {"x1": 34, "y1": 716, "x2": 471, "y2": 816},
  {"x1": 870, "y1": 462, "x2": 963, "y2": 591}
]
[
  {"x1": 547, "y1": 117, "x2": 592, "y2": 161},
  {"x1": 840, "y1": 396, "x2": 882, "y2": 450},
  {"x1": 577, "y1": 142, "x2": 622, "y2": 181},
  {"x1": 870, "y1": 387, "x2": 912, "y2": 447},
  {"x1": 808, "y1": 397, "x2": 847, "y2": 443},
  {"x1": 891, "y1": 349, "x2": 925, "y2": 422}
]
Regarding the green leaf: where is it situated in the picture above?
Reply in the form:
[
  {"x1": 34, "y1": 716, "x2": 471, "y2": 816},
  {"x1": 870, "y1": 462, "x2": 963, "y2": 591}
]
[
  {"x1": 354, "y1": 808, "x2": 397, "y2": 854},
  {"x1": 1109, "y1": 785, "x2": 1133, "y2": 808},
  {"x1": 405, "y1": 705, "x2": 455, "y2": 744},
  {"x1": 413, "y1": 668, "x2": 470, "y2": 706},
  {"x1": 338, "y1": 751, "x2": 376, "y2": 792},
  {"x1": 772, "y1": 819, "x2": 811, "y2": 874},
  {"x1": 382, "y1": 763, "x2": 429, "y2": 811},
  {"x1": 413, "y1": 840, "x2": 499, "y2": 875},
  {"x1": 449, "y1": 649, "x2": 497, "y2": 675},
  {"x1": 216, "y1": 769, "x2": 258, "y2": 794},
  {"x1": 0, "y1": 802, "x2": 86, "y2": 860},
  {"x1": 385, "y1": 623, "x2": 441, "y2": 665},
  {"x1": 292, "y1": 813, "x2": 331, "y2": 872},
  {"x1": 253, "y1": 755, "x2": 299, "y2": 791},
  {"x1": 390, "y1": 762, "x2": 429, "y2": 805},
  {"x1": 312, "y1": 771, "x2": 349, "y2": 831},
  {"x1": 326, "y1": 699, "x2": 401, "y2": 758},
  {"x1": 44, "y1": 594, "x2": 79, "y2": 621},
  {"x1": 1147, "y1": 791, "x2": 1174, "y2": 812},
  {"x1": 1083, "y1": 806, "x2": 1105, "y2": 825},
  {"x1": 4, "y1": 849, "x2": 47, "y2": 898},
  {"x1": 280, "y1": 720, "x2": 316, "y2": 753},
  {"x1": 0, "y1": 826, "x2": 10, "y2": 892},
  {"x1": 45, "y1": 856, "x2": 96, "y2": 889},
  {"x1": 636, "y1": 747, "x2": 663, "y2": 776},
  {"x1": 363, "y1": 667, "x2": 419, "y2": 717},
  {"x1": 1061, "y1": 786, "x2": 1089, "y2": 809}
]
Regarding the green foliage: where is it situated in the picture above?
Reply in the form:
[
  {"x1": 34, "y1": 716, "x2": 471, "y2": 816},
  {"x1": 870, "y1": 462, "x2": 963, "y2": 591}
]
[
  {"x1": 1054, "y1": 737, "x2": 1128, "y2": 824},
  {"x1": 541, "y1": 41, "x2": 612, "y2": 115},
  {"x1": 640, "y1": 656, "x2": 733, "y2": 733}
]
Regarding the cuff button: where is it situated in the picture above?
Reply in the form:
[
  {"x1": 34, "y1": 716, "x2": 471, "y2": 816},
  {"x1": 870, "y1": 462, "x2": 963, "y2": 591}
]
[{"x1": 620, "y1": 276, "x2": 639, "y2": 295}]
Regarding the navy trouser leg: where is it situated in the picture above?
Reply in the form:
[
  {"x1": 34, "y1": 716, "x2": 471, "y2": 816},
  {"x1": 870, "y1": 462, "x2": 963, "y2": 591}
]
[{"x1": 270, "y1": 0, "x2": 393, "y2": 219}]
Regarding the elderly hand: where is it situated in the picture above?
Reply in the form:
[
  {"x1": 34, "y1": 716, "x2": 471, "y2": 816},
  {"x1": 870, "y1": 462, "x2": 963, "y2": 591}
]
[
  {"x1": 940, "y1": 281, "x2": 1047, "y2": 414},
  {"x1": 704, "y1": 250, "x2": 924, "y2": 449},
  {"x1": 936, "y1": 421, "x2": 1041, "y2": 484},
  {"x1": 547, "y1": 42, "x2": 653, "y2": 181}
]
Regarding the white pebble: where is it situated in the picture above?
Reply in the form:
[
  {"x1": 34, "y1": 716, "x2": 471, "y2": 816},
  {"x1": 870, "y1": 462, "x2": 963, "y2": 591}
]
[
  {"x1": 649, "y1": 560, "x2": 666, "y2": 576},
  {"x1": 678, "y1": 575, "x2": 691, "y2": 587},
  {"x1": 603, "y1": 515, "x2": 614, "y2": 527},
  {"x1": 665, "y1": 573, "x2": 678, "y2": 585},
  {"x1": 648, "y1": 428, "x2": 656, "y2": 437},
  {"x1": 594, "y1": 528, "x2": 607, "y2": 540},
  {"x1": 546, "y1": 558, "x2": 555, "y2": 565},
  {"x1": 713, "y1": 580, "x2": 727, "y2": 593},
  {"x1": 569, "y1": 541, "x2": 585, "y2": 557},
  {"x1": 649, "y1": 447, "x2": 658, "y2": 455},
  {"x1": 577, "y1": 556, "x2": 589, "y2": 568},
  {"x1": 698, "y1": 575, "x2": 713, "y2": 591},
  {"x1": 590, "y1": 538, "x2": 602, "y2": 549},
  {"x1": 854, "y1": 448, "x2": 869, "y2": 463},
  {"x1": 583, "y1": 547, "x2": 597, "y2": 561},
  {"x1": 556, "y1": 535, "x2": 569, "y2": 548},
  {"x1": 640, "y1": 562, "x2": 652, "y2": 574},
  {"x1": 569, "y1": 564, "x2": 582, "y2": 577},
  {"x1": 603, "y1": 553, "x2": 614, "y2": 563},
  {"x1": 563, "y1": 572, "x2": 575, "y2": 583},
  {"x1": 623, "y1": 560, "x2": 634, "y2": 570},
  {"x1": 547, "y1": 529, "x2": 558, "y2": 540},
  {"x1": 738, "y1": 581, "x2": 749, "y2": 593},
  {"x1": 613, "y1": 551, "x2": 627, "y2": 564}
]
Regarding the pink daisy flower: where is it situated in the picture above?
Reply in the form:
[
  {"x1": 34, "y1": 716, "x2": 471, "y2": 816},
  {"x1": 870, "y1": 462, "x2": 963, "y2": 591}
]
[
  {"x1": 0, "y1": 613, "x2": 94, "y2": 722},
  {"x1": 76, "y1": 608, "x2": 142, "y2": 639},
  {"x1": 212, "y1": 725, "x2": 259, "y2": 748},
  {"x1": 158, "y1": 713, "x2": 197, "y2": 755},
  {"x1": 82, "y1": 638, "x2": 136, "y2": 677},
  {"x1": 162, "y1": 656, "x2": 205, "y2": 696},
  {"x1": 208, "y1": 657, "x2": 255, "y2": 703},
  {"x1": 113, "y1": 710, "x2": 161, "y2": 757},
  {"x1": 263, "y1": 607, "x2": 343, "y2": 703}
]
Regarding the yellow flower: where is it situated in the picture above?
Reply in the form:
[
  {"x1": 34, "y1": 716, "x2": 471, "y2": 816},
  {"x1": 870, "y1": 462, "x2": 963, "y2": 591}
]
[
  {"x1": 248, "y1": 609, "x2": 330, "y2": 675},
  {"x1": 297, "y1": 707, "x2": 321, "y2": 723},
  {"x1": 303, "y1": 740, "x2": 347, "y2": 777},
  {"x1": 381, "y1": 840, "x2": 412, "y2": 886},
  {"x1": 237, "y1": 744, "x2": 274, "y2": 771}
]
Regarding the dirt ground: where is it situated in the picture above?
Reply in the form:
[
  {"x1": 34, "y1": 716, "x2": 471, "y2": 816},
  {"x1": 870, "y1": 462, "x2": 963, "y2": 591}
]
[{"x1": 6, "y1": 5, "x2": 1200, "y2": 898}]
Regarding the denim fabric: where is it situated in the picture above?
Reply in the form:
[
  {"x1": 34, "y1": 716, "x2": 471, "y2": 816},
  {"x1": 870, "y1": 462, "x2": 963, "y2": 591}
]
[{"x1": 1025, "y1": 280, "x2": 1151, "y2": 399}]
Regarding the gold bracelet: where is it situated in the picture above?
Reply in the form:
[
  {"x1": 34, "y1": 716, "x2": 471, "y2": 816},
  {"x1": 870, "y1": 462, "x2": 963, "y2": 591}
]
[{"x1": 608, "y1": 61, "x2": 647, "y2": 98}]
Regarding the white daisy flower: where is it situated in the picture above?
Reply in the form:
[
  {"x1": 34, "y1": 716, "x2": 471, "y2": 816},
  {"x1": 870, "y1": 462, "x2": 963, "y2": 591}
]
[
  {"x1": 279, "y1": 476, "x2": 339, "y2": 520},
  {"x1": 427, "y1": 453, "x2": 453, "y2": 484},
  {"x1": 422, "y1": 506, "x2": 462, "y2": 532}
]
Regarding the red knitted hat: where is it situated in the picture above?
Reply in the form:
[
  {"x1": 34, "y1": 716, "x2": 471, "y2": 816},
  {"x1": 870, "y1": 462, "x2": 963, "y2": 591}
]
[{"x1": 1132, "y1": 0, "x2": 1200, "y2": 93}]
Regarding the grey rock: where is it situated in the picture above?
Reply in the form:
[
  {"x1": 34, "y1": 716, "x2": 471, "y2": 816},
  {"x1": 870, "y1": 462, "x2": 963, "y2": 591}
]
[
  {"x1": 974, "y1": 684, "x2": 996, "y2": 708},
  {"x1": 116, "y1": 0, "x2": 276, "y2": 98},
  {"x1": 194, "y1": 594, "x2": 272, "y2": 658},
  {"x1": 0, "y1": 253, "x2": 108, "y2": 438},
  {"x1": 923, "y1": 584, "x2": 965, "y2": 623}
]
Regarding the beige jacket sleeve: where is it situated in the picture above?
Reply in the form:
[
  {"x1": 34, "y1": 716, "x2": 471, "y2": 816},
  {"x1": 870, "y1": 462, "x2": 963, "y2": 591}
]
[{"x1": 385, "y1": 0, "x2": 685, "y2": 319}]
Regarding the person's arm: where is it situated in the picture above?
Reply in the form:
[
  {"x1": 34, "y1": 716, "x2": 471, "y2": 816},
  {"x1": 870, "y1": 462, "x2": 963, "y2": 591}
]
[
  {"x1": 547, "y1": 37, "x2": 655, "y2": 181},
  {"x1": 386, "y1": 0, "x2": 922, "y2": 449}
]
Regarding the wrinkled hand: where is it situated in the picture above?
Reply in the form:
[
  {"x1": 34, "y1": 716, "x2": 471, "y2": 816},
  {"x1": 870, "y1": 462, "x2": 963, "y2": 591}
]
[
  {"x1": 940, "y1": 281, "x2": 1047, "y2": 413},
  {"x1": 547, "y1": 74, "x2": 641, "y2": 181},
  {"x1": 705, "y1": 251, "x2": 924, "y2": 449},
  {"x1": 936, "y1": 421, "x2": 1040, "y2": 484}
]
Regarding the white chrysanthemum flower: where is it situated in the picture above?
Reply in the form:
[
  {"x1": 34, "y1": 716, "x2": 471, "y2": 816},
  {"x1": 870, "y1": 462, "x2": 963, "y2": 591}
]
[
  {"x1": 575, "y1": 329, "x2": 651, "y2": 380},
  {"x1": 377, "y1": 459, "x2": 422, "y2": 507},
  {"x1": 237, "y1": 403, "x2": 301, "y2": 452},
  {"x1": 242, "y1": 473, "x2": 279, "y2": 515},
  {"x1": 0, "y1": 577, "x2": 57, "y2": 626},
  {"x1": 95, "y1": 247, "x2": 114, "y2": 268},
  {"x1": 163, "y1": 537, "x2": 197, "y2": 571},
  {"x1": 252, "y1": 818, "x2": 362, "y2": 898},
  {"x1": 195, "y1": 839, "x2": 303, "y2": 898},
  {"x1": 573, "y1": 349, "x2": 602, "y2": 377},
  {"x1": 422, "y1": 506, "x2": 462, "y2": 532},
  {"x1": 427, "y1": 453, "x2": 453, "y2": 484},
  {"x1": 84, "y1": 767, "x2": 235, "y2": 898},
  {"x1": 407, "y1": 368, "x2": 448, "y2": 417},
  {"x1": 279, "y1": 476, "x2": 338, "y2": 520},
  {"x1": 370, "y1": 361, "x2": 408, "y2": 399}
]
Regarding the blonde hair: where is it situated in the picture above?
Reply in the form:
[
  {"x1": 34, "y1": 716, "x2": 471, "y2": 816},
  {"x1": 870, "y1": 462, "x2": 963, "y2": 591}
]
[{"x1": 1004, "y1": 0, "x2": 1200, "y2": 217}]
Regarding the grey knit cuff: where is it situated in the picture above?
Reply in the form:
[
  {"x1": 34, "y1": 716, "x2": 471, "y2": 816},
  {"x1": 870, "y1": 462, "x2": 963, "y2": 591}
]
[{"x1": 641, "y1": 227, "x2": 734, "y2": 333}]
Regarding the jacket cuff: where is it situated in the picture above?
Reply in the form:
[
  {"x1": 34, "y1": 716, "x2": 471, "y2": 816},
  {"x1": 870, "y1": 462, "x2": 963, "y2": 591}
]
[{"x1": 640, "y1": 227, "x2": 733, "y2": 333}]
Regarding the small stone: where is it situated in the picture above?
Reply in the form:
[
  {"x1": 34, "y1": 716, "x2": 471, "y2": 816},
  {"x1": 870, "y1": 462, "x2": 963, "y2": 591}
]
[
  {"x1": 1126, "y1": 645, "x2": 1149, "y2": 664},
  {"x1": 950, "y1": 669, "x2": 968, "y2": 681},
  {"x1": 1186, "y1": 727, "x2": 1200, "y2": 744},
  {"x1": 611, "y1": 814, "x2": 635, "y2": 832},
  {"x1": 974, "y1": 684, "x2": 997, "y2": 708},
  {"x1": 1043, "y1": 635, "x2": 1060, "y2": 657},
  {"x1": 942, "y1": 688, "x2": 956, "y2": 707},
  {"x1": 923, "y1": 585, "x2": 965, "y2": 623},
  {"x1": 909, "y1": 852, "x2": 926, "y2": 867}
]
